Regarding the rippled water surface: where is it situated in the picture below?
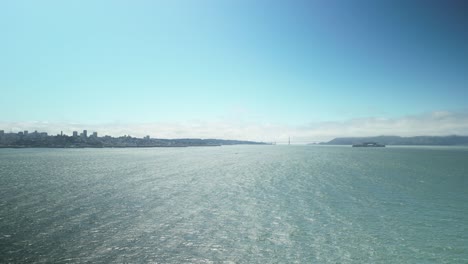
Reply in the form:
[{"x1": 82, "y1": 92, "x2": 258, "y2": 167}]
[{"x1": 1, "y1": 146, "x2": 467, "y2": 263}]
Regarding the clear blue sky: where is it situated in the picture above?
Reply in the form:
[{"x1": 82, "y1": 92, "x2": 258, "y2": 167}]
[{"x1": 1, "y1": 1, "x2": 467, "y2": 128}]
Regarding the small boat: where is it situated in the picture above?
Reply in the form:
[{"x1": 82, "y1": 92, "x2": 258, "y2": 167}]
[{"x1": 352, "y1": 142, "x2": 385, "y2": 147}]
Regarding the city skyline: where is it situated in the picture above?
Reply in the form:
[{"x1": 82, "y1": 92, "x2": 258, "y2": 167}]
[
  {"x1": 1, "y1": 1, "x2": 467, "y2": 141},
  {"x1": 0, "y1": 128, "x2": 268, "y2": 148}
]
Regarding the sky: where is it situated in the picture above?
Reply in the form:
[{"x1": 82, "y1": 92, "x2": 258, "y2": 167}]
[{"x1": 1, "y1": 0, "x2": 467, "y2": 142}]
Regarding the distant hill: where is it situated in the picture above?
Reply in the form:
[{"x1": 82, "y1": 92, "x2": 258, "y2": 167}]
[
  {"x1": 322, "y1": 135, "x2": 468, "y2": 146},
  {"x1": 166, "y1": 138, "x2": 268, "y2": 146}
]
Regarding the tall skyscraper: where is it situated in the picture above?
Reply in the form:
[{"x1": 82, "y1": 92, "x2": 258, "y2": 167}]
[
  {"x1": 82, "y1": 130, "x2": 87, "y2": 138},
  {"x1": 73, "y1": 131, "x2": 78, "y2": 137}
]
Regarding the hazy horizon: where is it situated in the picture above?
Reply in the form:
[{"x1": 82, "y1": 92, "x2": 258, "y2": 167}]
[
  {"x1": 2, "y1": 110, "x2": 468, "y2": 143},
  {"x1": 2, "y1": 1, "x2": 467, "y2": 142}
]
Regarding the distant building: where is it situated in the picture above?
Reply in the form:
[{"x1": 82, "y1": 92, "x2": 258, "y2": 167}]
[
  {"x1": 92, "y1": 132, "x2": 98, "y2": 137},
  {"x1": 82, "y1": 130, "x2": 87, "y2": 138},
  {"x1": 18, "y1": 132, "x2": 24, "y2": 136},
  {"x1": 144, "y1": 135, "x2": 150, "y2": 140},
  {"x1": 24, "y1": 130, "x2": 28, "y2": 136},
  {"x1": 0, "y1": 130, "x2": 4, "y2": 136},
  {"x1": 73, "y1": 131, "x2": 78, "y2": 137}
]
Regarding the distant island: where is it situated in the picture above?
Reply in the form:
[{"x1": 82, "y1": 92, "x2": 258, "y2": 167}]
[
  {"x1": 0, "y1": 129, "x2": 268, "y2": 148},
  {"x1": 319, "y1": 135, "x2": 468, "y2": 146},
  {"x1": 352, "y1": 142, "x2": 385, "y2": 147}
]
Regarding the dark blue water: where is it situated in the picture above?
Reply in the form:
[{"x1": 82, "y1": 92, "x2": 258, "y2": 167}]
[{"x1": 1, "y1": 146, "x2": 467, "y2": 263}]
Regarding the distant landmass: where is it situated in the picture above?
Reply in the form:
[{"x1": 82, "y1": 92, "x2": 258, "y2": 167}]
[
  {"x1": 320, "y1": 135, "x2": 468, "y2": 146},
  {"x1": 0, "y1": 129, "x2": 268, "y2": 148}
]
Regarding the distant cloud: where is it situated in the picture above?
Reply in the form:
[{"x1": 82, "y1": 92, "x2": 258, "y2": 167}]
[
  {"x1": 1, "y1": 111, "x2": 468, "y2": 143},
  {"x1": 294, "y1": 111, "x2": 468, "y2": 142}
]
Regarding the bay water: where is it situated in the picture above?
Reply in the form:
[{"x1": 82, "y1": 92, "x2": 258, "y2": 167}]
[{"x1": 0, "y1": 146, "x2": 467, "y2": 263}]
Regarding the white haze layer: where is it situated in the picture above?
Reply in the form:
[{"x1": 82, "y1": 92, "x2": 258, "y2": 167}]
[{"x1": 1, "y1": 111, "x2": 468, "y2": 143}]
